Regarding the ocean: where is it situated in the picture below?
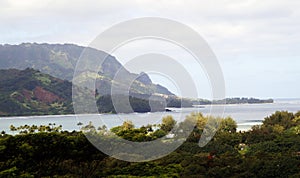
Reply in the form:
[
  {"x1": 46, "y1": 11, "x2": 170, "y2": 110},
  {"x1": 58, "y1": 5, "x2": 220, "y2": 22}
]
[{"x1": 0, "y1": 98, "x2": 299, "y2": 133}]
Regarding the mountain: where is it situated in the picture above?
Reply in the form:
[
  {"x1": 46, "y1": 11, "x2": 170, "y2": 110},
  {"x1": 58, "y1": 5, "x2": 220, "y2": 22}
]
[
  {"x1": 0, "y1": 68, "x2": 167, "y2": 116},
  {"x1": 0, "y1": 68, "x2": 73, "y2": 116},
  {"x1": 0, "y1": 43, "x2": 174, "y2": 97}
]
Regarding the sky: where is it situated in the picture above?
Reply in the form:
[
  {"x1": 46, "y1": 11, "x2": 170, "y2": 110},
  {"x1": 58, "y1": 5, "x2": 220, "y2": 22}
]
[{"x1": 1, "y1": 0, "x2": 300, "y2": 99}]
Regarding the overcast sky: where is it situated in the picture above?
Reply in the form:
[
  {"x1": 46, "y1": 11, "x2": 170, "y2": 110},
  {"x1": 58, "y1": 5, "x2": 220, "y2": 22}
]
[{"x1": 1, "y1": 0, "x2": 300, "y2": 99}]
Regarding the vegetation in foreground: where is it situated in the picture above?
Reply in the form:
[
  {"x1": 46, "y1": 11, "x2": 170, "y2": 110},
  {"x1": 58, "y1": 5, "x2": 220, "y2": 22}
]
[{"x1": 0, "y1": 111, "x2": 300, "y2": 177}]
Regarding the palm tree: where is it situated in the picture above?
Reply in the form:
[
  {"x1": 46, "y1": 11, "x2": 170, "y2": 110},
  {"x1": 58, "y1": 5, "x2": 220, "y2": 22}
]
[
  {"x1": 1, "y1": 130, "x2": 6, "y2": 136},
  {"x1": 10, "y1": 125, "x2": 17, "y2": 134},
  {"x1": 77, "y1": 122, "x2": 83, "y2": 129}
]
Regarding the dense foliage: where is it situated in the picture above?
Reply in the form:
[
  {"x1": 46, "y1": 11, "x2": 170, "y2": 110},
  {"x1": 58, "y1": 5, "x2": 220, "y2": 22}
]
[
  {"x1": 216, "y1": 97, "x2": 274, "y2": 104},
  {"x1": 1, "y1": 111, "x2": 299, "y2": 177},
  {"x1": 0, "y1": 68, "x2": 73, "y2": 116},
  {"x1": 166, "y1": 97, "x2": 274, "y2": 108}
]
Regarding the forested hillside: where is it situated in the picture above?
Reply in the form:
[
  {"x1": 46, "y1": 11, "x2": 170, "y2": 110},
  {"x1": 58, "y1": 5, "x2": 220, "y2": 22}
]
[
  {"x1": 0, "y1": 68, "x2": 166, "y2": 116},
  {"x1": 0, "y1": 68, "x2": 73, "y2": 116}
]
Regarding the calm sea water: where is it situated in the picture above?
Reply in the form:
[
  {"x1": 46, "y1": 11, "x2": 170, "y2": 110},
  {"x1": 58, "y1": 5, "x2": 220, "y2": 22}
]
[{"x1": 0, "y1": 99, "x2": 299, "y2": 133}]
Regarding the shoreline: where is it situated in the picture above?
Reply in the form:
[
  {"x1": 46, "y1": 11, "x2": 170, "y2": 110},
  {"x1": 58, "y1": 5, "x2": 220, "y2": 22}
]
[{"x1": 0, "y1": 101, "x2": 285, "y2": 118}]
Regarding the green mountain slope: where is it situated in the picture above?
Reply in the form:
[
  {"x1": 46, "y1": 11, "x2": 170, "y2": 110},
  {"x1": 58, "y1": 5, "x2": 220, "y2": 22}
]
[
  {"x1": 0, "y1": 69, "x2": 167, "y2": 116},
  {"x1": 0, "y1": 68, "x2": 73, "y2": 116},
  {"x1": 0, "y1": 43, "x2": 174, "y2": 96}
]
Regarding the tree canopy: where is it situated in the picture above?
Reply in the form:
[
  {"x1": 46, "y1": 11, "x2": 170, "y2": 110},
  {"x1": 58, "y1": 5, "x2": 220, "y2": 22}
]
[{"x1": 0, "y1": 111, "x2": 300, "y2": 177}]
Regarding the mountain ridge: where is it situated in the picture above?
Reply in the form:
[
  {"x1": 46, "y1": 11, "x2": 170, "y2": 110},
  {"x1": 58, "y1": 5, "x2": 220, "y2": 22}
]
[{"x1": 0, "y1": 43, "x2": 174, "y2": 97}]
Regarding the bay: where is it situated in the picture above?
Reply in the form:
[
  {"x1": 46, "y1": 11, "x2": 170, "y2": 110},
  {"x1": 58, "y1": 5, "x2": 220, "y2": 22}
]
[{"x1": 0, "y1": 98, "x2": 299, "y2": 134}]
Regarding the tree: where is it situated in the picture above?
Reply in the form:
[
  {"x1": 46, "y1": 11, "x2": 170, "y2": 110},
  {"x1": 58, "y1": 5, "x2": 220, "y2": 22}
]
[
  {"x1": 10, "y1": 125, "x2": 17, "y2": 134},
  {"x1": 184, "y1": 112, "x2": 208, "y2": 131},
  {"x1": 122, "y1": 120, "x2": 134, "y2": 130},
  {"x1": 1, "y1": 131, "x2": 5, "y2": 136},
  {"x1": 293, "y1": 111, "x2": 300, "y2": 125},
  {"x1": 161, "y1": 116, "x2": 176, "y2": 132},
  {"x1": 81, "y1": 121, "x2": 96, "y2": 132},
  {"x1": 219, "y1": 117, "x2": 237, "y2": 133},
  {"x1": 263, "y1": 111, "x2": 295, "y2": 130},
  {"x1": 294, "y1": 111, "x2": 300, "y2": 118},
  {"x1": 152, "y1": 129, "x2": 167, "y2": 138},
  {"x1": 77, "y1": 122, "x2": 83, "y2": 129}
]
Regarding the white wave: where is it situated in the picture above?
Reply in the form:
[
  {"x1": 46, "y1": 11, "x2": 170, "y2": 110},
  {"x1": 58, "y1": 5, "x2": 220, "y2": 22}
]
[{"x1": 237, "y1": 122, "x2": 263, "y2": 126}]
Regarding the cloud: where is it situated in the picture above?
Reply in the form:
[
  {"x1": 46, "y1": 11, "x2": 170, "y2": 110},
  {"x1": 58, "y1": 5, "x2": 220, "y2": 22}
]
[
  {"x1": 0, "y1": 0, "x2": 299, "y2": 97},
  {"x1": 1, "y1": 0, "x2": 299, "y2": 48}
]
